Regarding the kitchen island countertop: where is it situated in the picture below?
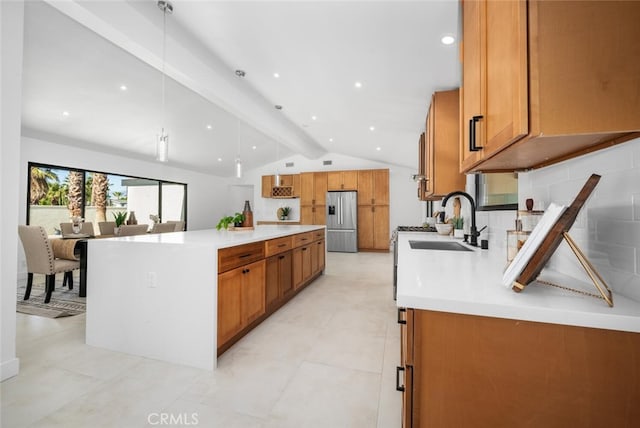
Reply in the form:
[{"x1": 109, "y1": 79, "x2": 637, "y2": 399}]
[{"x1": 396, "y1": 231, "x2": 640, "y2": 333}]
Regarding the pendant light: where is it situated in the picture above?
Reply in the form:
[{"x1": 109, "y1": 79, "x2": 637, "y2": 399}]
[
  {"x1": 274, "y1": 141, "x2": 281, "y2": 186},
  {"x1": 235, "y1": 119, "x2": 242, "y2": 178},
  {"x1": 156, "y1": 0, "x2": 173, "y2": 162}
]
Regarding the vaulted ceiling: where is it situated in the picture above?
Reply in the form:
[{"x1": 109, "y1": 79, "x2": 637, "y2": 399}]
[{"x1": 21, "y1": 0, "x2": 460, "y2": 176}]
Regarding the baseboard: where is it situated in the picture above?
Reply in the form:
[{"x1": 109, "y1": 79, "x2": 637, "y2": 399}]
[{"x1": 1, "y1": 357, "x2": 20, "y2": 381}]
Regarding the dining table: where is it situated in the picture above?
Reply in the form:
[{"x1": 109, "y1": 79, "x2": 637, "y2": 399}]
[{"x1": 50, "y1": 234, "x2": 114, "y2": 297}]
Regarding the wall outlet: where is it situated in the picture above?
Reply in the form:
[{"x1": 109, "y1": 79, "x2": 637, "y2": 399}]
[{"x1": 147, "y1": 271, "x2": 157, "y2": 288}]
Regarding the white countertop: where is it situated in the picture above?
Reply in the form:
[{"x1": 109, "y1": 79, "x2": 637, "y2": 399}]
[
  {"x1": 396, "y1": 231, "x2": 640, "y2": 333},
  {"x1": 98, "y1": 225, "x2": 324, "y2": 248}
]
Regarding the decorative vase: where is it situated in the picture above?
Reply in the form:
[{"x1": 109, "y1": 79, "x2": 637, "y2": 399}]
[
  {"x1": 242, "y1": 200, "x2": 253, "y2": 227},
  {"x1": 526, "y1": 198, "x2": 534, "y2": 211},
  {"x1": 454, "y1": 229, "x2": 464, "y2": 238},
  {"x1": 114, "y1": 226, "x2": 120, "y2": 235},
  {"x1": 127, "y1": 211, "x2": 138, "y2": 225}
]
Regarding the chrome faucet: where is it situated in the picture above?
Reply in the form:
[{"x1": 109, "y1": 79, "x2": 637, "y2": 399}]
[{"x1": 440, "y1": 191, "x2": 480, "y2": 247}]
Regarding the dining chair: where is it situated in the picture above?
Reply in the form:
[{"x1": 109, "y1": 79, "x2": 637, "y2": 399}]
[
  {"x1": 60, "y1": 221, "x2": 95, "y2": 236},
  {"x1": 118, "y1": 224, "x2": 149, "y2": 236},
  {"x1": 150, "y1": 223, "x2": 176, "y2": 234},
  {"x1": 98, "y1": 221, "x2": 116, "y2": 235},
  {"x1": 18, "y1": 225, "x2": 80, "y2": 303},
  {"x1": 166, "y1": 220, "x2": 185, "y2": 231}
]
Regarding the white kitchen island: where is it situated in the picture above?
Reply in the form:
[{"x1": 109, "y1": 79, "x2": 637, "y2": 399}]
[{"x1": 85, "y1": 225, "x2": 325, "y2": 371}]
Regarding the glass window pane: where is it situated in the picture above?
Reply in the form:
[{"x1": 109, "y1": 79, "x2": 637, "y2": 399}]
[
  {"x1": 161, "y1": 183, "x2": 186, "y2": 223},
  {"x1": 123, "y1": 178, "x2": 159, "y2": 228}
]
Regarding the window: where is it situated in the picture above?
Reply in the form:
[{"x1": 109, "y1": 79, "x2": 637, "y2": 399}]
[
  {"x1": 27, "y1": 162, "x2": 187, "y2": 234},
  {"x1": 475, "y1": 173, "x2": 518, "y2": 211}
]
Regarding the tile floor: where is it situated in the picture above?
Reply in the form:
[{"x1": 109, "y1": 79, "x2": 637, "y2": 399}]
[{"x1": 2, "y1": 252, "x2": 401, "y2": 427}]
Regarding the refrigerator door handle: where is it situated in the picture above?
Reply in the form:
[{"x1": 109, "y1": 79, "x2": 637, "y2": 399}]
[{"x1": 338, "y1": 196, "x2": 342, "y2": 225}]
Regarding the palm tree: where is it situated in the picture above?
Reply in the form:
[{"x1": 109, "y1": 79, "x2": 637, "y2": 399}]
[
  {"x1": 91, "y1": 173, "x2": 109, "y2": 222},
  {"x1": 67, "y1": 171, "x2": 83, "y2": 217},
  {"x1": 30, "y1": 167, "x2": 58, "y2": 204}
]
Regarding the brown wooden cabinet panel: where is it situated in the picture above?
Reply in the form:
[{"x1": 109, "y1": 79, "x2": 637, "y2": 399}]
[
  {"x1": 421, "y1": 89, "x2": 465, "y2": 200},
  {"x1": 292, "y1": 245, "x2": 312, "y2": 290},
  {"x1": 372, "y1": 205, "x2": 389, "y2": 251},
  {"x1": 261, "y1": 175, "x2": 274, "y2": 198},
  {"x1": 240, "y1": 260, "x2": 265, "y2": 326},
  {"x1": 313, "y1": 172, "x2": 327, "y2": 205},
  {"x1": 357, "y1": 170, "x2": 374, "y2": 205},
  {"x1": 401, "y1": 309, "x2": 640, "y2": 427},
  {"x1": 357, "y1": 207, "x2": 374, "y2": 249},
  {"x1": 358, "y1": 205, "x2": 389, "y2": 251},
  {"x1": 292, "y1": 174, "x2": 301, "y2": 198},
  {"x1": 218, "y1": 242, "x2": 265, "y2": 273},
  {"x1": 265, "y1": 251, "x2": 292, "y2": 312},
  {"x1": 300, "y1": 173, "x2": 314, "y2": 205},
  {"x1": 461, "y1": 0, "x2": 640, "y2": 173},
  {"x1": 314, "y1": 205, "x2": 326, "y2": 225},
  {"x1": 327, "y1": 170, "x2": 358, "y2": 191},
  {"x1": 217, "y1": 268, "x2": 243, "y2": 346},
  {"x1": 314, "y1": 238, "x2": 325, "y2": 274},
  {"x1": 357, "y1": 169, "x2": 389, "y2": 205}
]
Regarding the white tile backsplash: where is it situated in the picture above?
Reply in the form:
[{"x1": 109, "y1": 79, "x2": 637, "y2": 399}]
[{"x1": 486, "y1": 136, "x2": 640, "y2": 302}]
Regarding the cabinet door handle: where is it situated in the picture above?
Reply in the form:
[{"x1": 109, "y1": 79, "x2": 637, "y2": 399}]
[
  {"x1": 278, "y1": 243, "x2": 287, "y2": 247},
  {"x1": 239, "y1": 253, "x2": 253, "y2": 259},
  {"x1": 302, "y1": 247, "x2": 307, "y2": 251},
  {"x1": 279, "y1": 255, "x2": 285, "y2": 260},
  {"x1": 397, "y1": 307, "x2": 406, "y2": 324},
  {"x1": 396, "y1": 366, "x2": 405, "y2": 392},
  {"x1": 469, "y1": 115, "x2": 483, "y2": 152}
]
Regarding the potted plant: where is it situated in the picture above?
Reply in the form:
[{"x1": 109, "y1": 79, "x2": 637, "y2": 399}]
[
  {"x1": 216, "y1": 212, "x2": 245, "y2": 231},
  {"x1": 113, "y1": 211, "x2": 127, "y2": 235},
  {"x1": 279, "y1": 206, "x2": 291, "y2": 220},
  {"x1": 452, "y1": 217, "x2": 464, "y2": 238}
]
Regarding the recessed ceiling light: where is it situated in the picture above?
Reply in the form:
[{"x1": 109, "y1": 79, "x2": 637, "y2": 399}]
[
  {"x1": 275, "y1": 105, "x2": 283, "y2": 110},
  {"x1": 120, "y1": 85, "x2": 127, "y2": 91},
  {"x1": 441, "y1": 35, "x2": 455, "y2": 45},
  {"x1": 329, "y1": 138, "x2": 334, "y2": 142},
  {"x1": 311, "y1": 115, "x2": 317, "y2": 121},
  {"x1": 217, "y1": 158, "x2": 222, "y2": 162},
  {"x1": 354, "y1": 81, "x2": 362, "y2": 88},
  {"x1": 376, "y1": 147, "x2": 382, "y2": 151},
  {"x1": 62, "y1": 111, "x2": 70, "y2": 117},
  {"x1": 252, "y1": 145, "x2": 257, "y2": 150},
  {"x1": 273, "y1": 72, "x2": 280, "y2": 78},
  {"x1": 369, "y1": 126, "x2": 375, "y2": 131},
  {"x1": 206, "y1": 124, "x2": 212, "y2": 130},
  {"x1": 235, "y1": 69, "x2": 246, "y2": 77}
]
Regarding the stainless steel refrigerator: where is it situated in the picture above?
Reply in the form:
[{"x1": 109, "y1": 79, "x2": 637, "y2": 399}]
[{"x1": 326, "y1": 191, "x2": 358, "y2": 252}]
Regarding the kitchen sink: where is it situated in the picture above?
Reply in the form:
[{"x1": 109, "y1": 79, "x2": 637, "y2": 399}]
[{"x1": 409, "y1": 240, "x2": 474, "y2": 251}]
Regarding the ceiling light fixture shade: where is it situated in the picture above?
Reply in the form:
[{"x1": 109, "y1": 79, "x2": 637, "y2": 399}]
[
  {"x1": 157, "y1": 129, "x2": 169, "y2": 162},
  {"x1": 235, "y1": 157, "x2": 242, "y2": 178},
  {"x1": 274, "y1": 141, "x2": 281, "y2": 186},
  {"x1": 156, "y1": 0, "x2": 173, "y2": 162}
]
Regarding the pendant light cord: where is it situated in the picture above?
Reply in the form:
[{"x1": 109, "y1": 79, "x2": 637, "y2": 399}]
[{"x1": 161, "y1": 4, "x2": 167, "y2": 134}]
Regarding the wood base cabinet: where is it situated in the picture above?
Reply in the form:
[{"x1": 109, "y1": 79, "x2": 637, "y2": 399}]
[
  {"x1": 218, "y1": 259, "x2": 265, "y2": 346},
  {"x1": 265, "y1": 251, "x2": 293, "y2": 312},
  {"x1": 358, "y1": 205, "x2": 389, "y2": 251},
  {"x1": 292, "y1": 244, "x2": 312, "y2": 290},
  {"x1": 398, "y1": 308, "x2": 640, "y2": 427}
]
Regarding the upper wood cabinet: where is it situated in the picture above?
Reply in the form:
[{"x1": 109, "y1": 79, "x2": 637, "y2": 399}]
[
  {"x1": 420, "y1": 89, "x2": 466, "y2": 200},
  {"x1": 460, "y1": 0, "x2": 640, "y2": 173},
  {"x1": 300, "y1": 172, "x2": 327, "y2": 225},
  {"x1": 261, "y1": 174, "x2": 300, "y2": 198},
  {"x1": 327, "y1": 170, "x2": 358, "y2": 191},
  {"x1": 357, "y1": 169, "x2": 389, "y2": 206}
]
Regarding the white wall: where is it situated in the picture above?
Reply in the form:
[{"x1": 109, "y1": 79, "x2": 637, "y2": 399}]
[
  {"x1": 1, "y1": 0, "x2": 24, "y2": 382},
  {"x1": 481, "y1": 137, "x2": 640, "y2": 302},
  {"x1": 239, "y1": 152, "x2": 424, "y2": 231}
]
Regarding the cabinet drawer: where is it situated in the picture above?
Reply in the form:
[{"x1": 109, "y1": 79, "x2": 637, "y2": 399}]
[
  {"x1": 218, "y1": 241, "x2": 265, "y2": 273},
  {"x1": 293, "y1": 232, "x2": 314, "y2": 247},
  {"x1": 265, "y1": 236, "x2": 293, "y2": 257},
  {"x1": 312, "y1": 229, "x2": 325, "y2": 241}
]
